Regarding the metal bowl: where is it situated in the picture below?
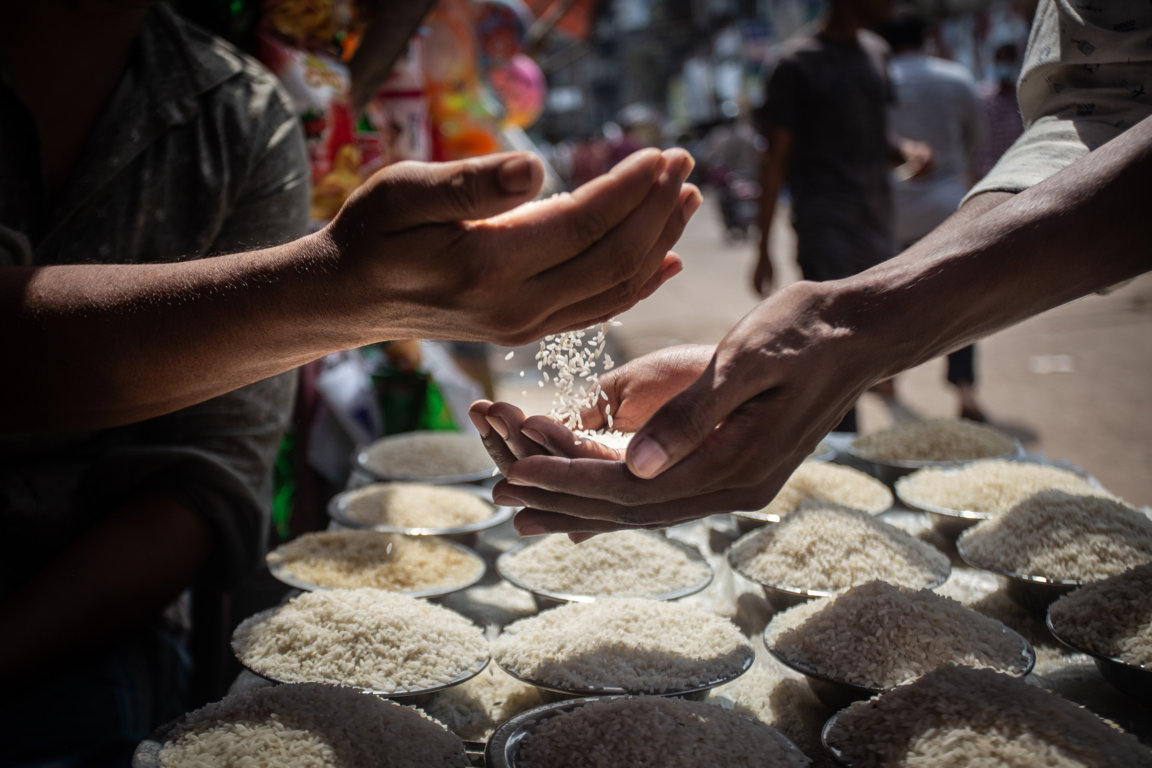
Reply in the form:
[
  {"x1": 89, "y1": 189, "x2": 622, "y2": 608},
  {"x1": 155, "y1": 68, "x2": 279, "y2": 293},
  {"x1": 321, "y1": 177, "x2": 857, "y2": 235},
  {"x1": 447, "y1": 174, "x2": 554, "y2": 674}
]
[
  {"x1": 327, "y1": 482, "x2": 514, "y2": 546},
  {"x1": 1046, "y1": 613, "x2": 1152, "y2": 704},
  {"x1": 230, "y1": 607, "x2": 490, "y2": 705},
  {"x1": 354, "y1": 431, "x2": 497, "y2": 485},
  {"x1": 493, "y1": 643, "x2": 755, "y2": 703},
  {"x1": 495, "y1": 536, "x2": 714, "y2": 611},
  {"x1": 485, "y1": 695, "x2": 810, "y2": 768},
  {"x1": 766, "y1": 620, "x2": 1035, "y2": 711},
  {"x1": 955, "y1": 536, "x2": 1082, "y2": 614},
  {"x1": 265, "y1": 533, "x2": 487, "y2": 601}
]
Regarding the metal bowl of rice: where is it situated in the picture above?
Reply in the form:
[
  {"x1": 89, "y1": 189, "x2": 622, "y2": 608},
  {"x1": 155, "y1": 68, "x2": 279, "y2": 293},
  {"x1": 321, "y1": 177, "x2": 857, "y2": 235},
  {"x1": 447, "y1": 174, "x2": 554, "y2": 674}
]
[
  {"x1": 328, "y1": 482, "x2": 514, "y2": 545},
  {"x1": 355, "y1": 430, "x2": 497, "y2": 485},
  {"x1": 843, "y1": 418, "x2": 1021, "y2": 487},
  {"x1": 732, "y1": 461, "x2": 893, "y2": 533},
  {"x1": 495, "y1": 531, "x2": 714, "y2": 611},
  {"x1": 485, "y1": 695, "x2": 812, "y2": 768},
  {"x1": 1045, "y1": 613, "x2": 1152, "y2": 704},
  {"x1": 955, "y1": 535, "x2": 1082, "y2": 613}
]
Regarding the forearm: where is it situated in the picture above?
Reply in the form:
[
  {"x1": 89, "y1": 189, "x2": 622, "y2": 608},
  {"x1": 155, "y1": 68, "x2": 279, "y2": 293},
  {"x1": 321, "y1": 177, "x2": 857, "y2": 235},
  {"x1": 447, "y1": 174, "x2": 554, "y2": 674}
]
[
  {"x1": 4, "y1": 231, "x2": 364, "y2": 430},
  {"x1": 0, "y1": 491, "x2": 213, "y2": 685},
  {"x1": 829, "y1": 115, "x2": 1152, "y2": 381}
]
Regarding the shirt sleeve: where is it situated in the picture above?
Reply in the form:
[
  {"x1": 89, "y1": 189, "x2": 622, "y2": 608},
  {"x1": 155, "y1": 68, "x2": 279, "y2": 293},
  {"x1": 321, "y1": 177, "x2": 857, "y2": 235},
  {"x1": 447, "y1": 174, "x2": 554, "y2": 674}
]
[{"x1": 760, "y1": 57, "x2": 803, "y2": 133}]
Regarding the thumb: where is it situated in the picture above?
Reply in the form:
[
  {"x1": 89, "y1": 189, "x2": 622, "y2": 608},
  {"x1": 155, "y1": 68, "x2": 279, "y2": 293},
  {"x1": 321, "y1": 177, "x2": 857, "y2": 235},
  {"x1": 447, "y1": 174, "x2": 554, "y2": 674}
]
[
  {"x1": 624, "y1": 362, "x2": 740, "y2": 479},
  {"x1": 364, "y1": 152, "x2": 545, "y2": 231}
]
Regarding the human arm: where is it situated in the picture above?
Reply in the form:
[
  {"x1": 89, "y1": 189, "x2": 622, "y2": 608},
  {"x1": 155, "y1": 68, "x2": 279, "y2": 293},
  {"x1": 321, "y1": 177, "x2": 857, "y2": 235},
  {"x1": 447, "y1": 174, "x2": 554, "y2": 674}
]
[
  {"x1": 484, "y1": 113, "x2": 1152, "y2": 534},
  {"x1": 3, "y1": 148, "x2": 698, "y2": 431},
  {"x1": 754, "y1": 125, "x2": 792, "y2": 296}
]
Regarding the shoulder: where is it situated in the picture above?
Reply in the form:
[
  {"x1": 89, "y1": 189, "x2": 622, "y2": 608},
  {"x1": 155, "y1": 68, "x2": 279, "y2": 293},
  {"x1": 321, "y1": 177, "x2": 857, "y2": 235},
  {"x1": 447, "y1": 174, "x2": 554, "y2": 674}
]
[{"x1": 857, "y1": 29, "x2": 891, "y2": 59}]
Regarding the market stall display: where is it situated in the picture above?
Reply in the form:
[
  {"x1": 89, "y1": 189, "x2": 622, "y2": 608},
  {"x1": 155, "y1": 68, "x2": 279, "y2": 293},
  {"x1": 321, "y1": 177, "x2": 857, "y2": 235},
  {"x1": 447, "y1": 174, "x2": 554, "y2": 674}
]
[
  {"x1": 231, "y1": 588, "x2": 489, "y2": 697},
  {"x1": 266, "y1": 529, "x2": 486, "y2": 598},
  {"x1": 492, "y1": 597, "x2": 753, "y2": 698},
  {"x1": 137, "y1": 683, "x2": 468, "y2": 768},
  {"x1": 733, "y1": 461, "x2": 893, "y2": 530},
  {"x1": 727, "y1": 504, "x2": 950, "y2": 605},
  {"x1": 764, "y1": 581, "x2": 1033, "y2": 708},
  {"x1": 496, "y1": 530, "x2": 713, "y2": 608},
  {"x1": 822, "y1": 664, "x2": 1152, "y2": 767},
  {"x1": 486, "y1": 695, "x2": 812, "y2": 768}
]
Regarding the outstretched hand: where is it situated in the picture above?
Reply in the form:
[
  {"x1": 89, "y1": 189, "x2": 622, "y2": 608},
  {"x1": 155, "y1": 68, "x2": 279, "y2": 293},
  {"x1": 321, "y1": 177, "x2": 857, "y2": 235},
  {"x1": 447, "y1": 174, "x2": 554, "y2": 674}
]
[
  {"x1": 321, "y1": 148, "x2": 701, "y2": 345},
  {"x1": 473, "y1": 281, "x2": 881, "y2": 536}
]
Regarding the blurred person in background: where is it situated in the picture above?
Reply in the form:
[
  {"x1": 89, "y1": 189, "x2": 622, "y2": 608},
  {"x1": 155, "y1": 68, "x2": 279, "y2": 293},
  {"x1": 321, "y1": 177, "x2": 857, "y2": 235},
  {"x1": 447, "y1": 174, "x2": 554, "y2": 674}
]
[
  {"x1": 880, "y1": 8, "x2": 988, "y2": 422},
  {"x1": 753, "y1": 0, "x2": 932, "y2": 431},
  {"x1": 979, "y1": 41, "x2": 1025, "y2": 177}
]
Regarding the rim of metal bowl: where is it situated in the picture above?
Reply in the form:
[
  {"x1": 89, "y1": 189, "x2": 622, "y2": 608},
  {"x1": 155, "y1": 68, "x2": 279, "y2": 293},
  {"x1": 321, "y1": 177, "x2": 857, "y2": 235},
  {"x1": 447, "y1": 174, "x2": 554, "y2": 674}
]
[
  {"x1": 954, "y1": 534, "x2": 1085, "y2": 590},
  {"x1": 486, "y1": 694, "x2": 810, "y2": 768},
  {"x1": 230, "y1": 607, "x2": 490, "y2": 698},
  {"x1": 893, "y1": 457, "x2": 1102, "y2": 521},
  {"x1": 495, "y1": 535, "x2": 714, "y2": 605},
  {"x1": 492, "y1": 642, "x2": 755, "y2": 700},
  {"x1": 354, "y1": 432, "x2": 497, "y2": 485},
  {"x1": 328, "y1": 482, "x2": 514, "y2": 536},
  {"x1": 1045, "y1": 611, "x2": 1149, "y2": 675},
  {"x1": 265, "y1": 535, "x2": 488, "y2": 600},
  {"x1": 726, "y1": 530, "x2": 950, "y2": 602}
]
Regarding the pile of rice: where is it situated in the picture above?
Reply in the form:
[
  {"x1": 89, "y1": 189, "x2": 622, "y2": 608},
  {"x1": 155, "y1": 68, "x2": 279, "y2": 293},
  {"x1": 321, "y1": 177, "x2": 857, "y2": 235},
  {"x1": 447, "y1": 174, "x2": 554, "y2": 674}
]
[
  {"x1": 231, "y1": 588, "x2": 488, "y2": 693},
  {"x1": 337, "y1": 482, "x2": 495, "y2": 529},
  {"x1": 498, "y1": 530, "x2": 710, "y2": 598},
  {"x1": 728, "y1": 504, "x2": 949, "y2": 593},
  {"x1": 824, "y1": 665, "x2": 1152, "y2": 767},
  {"x1": 266, "y1": 530, "x2": 484, "y2": 593},
  {"x1": 359, "y1": 431, "x2": 493, "y2": 480},
  {"x1": 895, "y1": 459, "x2": 1107, "y2": 517},
  {"x1": 514, "y1": 696, "x2": 811, "y2": 768},
  {"x1": 157, "y1": 683, "x2": 466, "y2": 768},
  {"x1": 764, "y1": 581, "x2": 1030, "y2": 690},
  {"x1": 420, "y1": 664, "x2": 547, "y2": 742},
  {"x1": 493, "y1": 597, "x2": 751, "y2": 693},
  {"x1": 745, "y1": 461, "x2": 893, "y2": 522},
  {"x1": 1048, "y1": 563, "x2": 1152, "y2": 667},
  {"x1": 850, "y1": 419, "x2": 1016, "y2": 462},
  {"x1": 957, "y1": 491, "x2": 1152, "y2": 581}
]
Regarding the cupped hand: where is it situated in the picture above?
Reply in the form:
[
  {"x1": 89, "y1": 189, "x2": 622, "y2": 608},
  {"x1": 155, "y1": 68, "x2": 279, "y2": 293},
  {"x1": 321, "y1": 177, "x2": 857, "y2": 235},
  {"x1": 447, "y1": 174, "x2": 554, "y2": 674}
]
[
  {"x1": 321, "y1": 149, "x2": 701, "y2": 346},
  {"x1": 484, "y1": 281, "x2": 883, "y2": 536}
]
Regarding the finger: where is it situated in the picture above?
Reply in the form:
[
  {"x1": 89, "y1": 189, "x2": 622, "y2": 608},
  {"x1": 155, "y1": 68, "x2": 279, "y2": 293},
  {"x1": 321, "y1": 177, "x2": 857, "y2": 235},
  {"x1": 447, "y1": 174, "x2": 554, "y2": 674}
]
[
  {"x1": 367, "y1": 152, "x2": 545, "y2": 231},
  {"x1": 486, "y1": 401, "x2": 550, "y2": 461},
  {"x1": 513, "y1": 508, "x2": 647, "y2": 537},
  {"x1": 530, "y1": 181, "x2": 700, "y2": 332},
  {"x1": 468, "y1": 400, "x2": 518, "y2": 475},
  {"x1": 476, "y1": 148, "x2": 666, "y2": 273},
  {"x1": 519, "y1": 415, "x2": 621, "y2": 460}
]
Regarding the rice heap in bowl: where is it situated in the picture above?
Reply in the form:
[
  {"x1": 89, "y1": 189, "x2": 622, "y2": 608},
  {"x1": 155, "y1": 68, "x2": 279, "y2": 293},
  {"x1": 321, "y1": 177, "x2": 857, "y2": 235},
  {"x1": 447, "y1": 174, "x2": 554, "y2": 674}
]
[
  {"x1": 266, "y1": 529, "x2": 484, "y2": 593},
  {"x1": 728, "y1": 503, "x2": 949, "y2": 594},
  {"x1": 850, "y1": 418, "x2": 1016, "y2": 463},
  {"x1": 1048, "y1": 563, "x2": 1152, "y2": 667},
  {"x1": 493, "y1": 597, "x2": 752, "y2": 694},
  {"x1": 823, "y1": 664, "x2": 1152, "y2": 767},
  {"x1": 740, "y1": 461, "x2": 893, "y2": 523},
  {"x1": 232, "y1": 588, "x2": 488, "y2": 693},
  {"x1": 156, "y1": 683, "x2": 466, "y2": 768},
  {"x1": 764, "y1": 580, "x2": 1031, "y2": 690},
  {"x1": 420, "y1": 664, "x2": 547, "y2": 742},
  {"x1": 497, "y1": 530, "x2": 710, "y2": 599},
  {"x1": 957, "y1": 490, "x2": 1152, "y2": 582},
  {"x1": 358, "y1": 431, "x2": 493, "y2": 480},
  {"x1": 895, "y1": 459, "x2": 1108, "y2": 518},
  {"x1": 511, "y1": 696, "x2": 811, "y2": 768},
  {"x1": 336, "y1": 482, "x2": 495, "y2": 530}
]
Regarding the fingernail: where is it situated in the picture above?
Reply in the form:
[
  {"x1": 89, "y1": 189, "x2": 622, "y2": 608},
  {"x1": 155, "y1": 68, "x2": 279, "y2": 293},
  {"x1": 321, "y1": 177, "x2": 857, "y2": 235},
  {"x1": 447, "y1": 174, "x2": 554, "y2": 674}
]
[
  {"x1": 494, "y1": 491, "x2": 525, "y2": 506},
  {"x1": 614, "y1": 147, "x2": 660, "y2": 175},
  {"x1": 629, "y1": 437, "x2": 669, "y2": 479},
  {"x1": 486, "y1": 415, "x2": 509, "y2": 439},
  {"x1": 498, "y1": 156, "x2": 534, "y2": 195},
  {"x1": 681, "y1": 189, "x2": 702, "y2": 223},
  {"x1": 515, "y1": 519, "x2": 547, "y2": 536},
  {"x1": 521, "y1": 428, "x2": 546, "y2": 446},
  {"x1": 674, "y1": 152, "x2": 695, "y2": 183},
  {"x1": 468, "y1": 410, "x2": 492, "y2": 438}
]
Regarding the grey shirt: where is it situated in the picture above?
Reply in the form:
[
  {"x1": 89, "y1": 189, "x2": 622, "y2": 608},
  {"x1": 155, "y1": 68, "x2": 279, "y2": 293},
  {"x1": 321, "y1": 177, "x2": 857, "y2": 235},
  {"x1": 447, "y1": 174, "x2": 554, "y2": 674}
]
[
  {"x1": 0, "y1": 5, "x2": 310, "y2": 595},
  {"x1": 761, "y1": 30, "x2": 896, "y2": 280}
]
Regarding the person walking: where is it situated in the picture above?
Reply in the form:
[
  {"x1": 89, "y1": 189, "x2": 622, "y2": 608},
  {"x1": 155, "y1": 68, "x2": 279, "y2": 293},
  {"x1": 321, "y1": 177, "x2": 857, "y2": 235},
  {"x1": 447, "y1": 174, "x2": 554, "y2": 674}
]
[{"x1": 881, "y1": 9, "x2": 988, "y2": 421}]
